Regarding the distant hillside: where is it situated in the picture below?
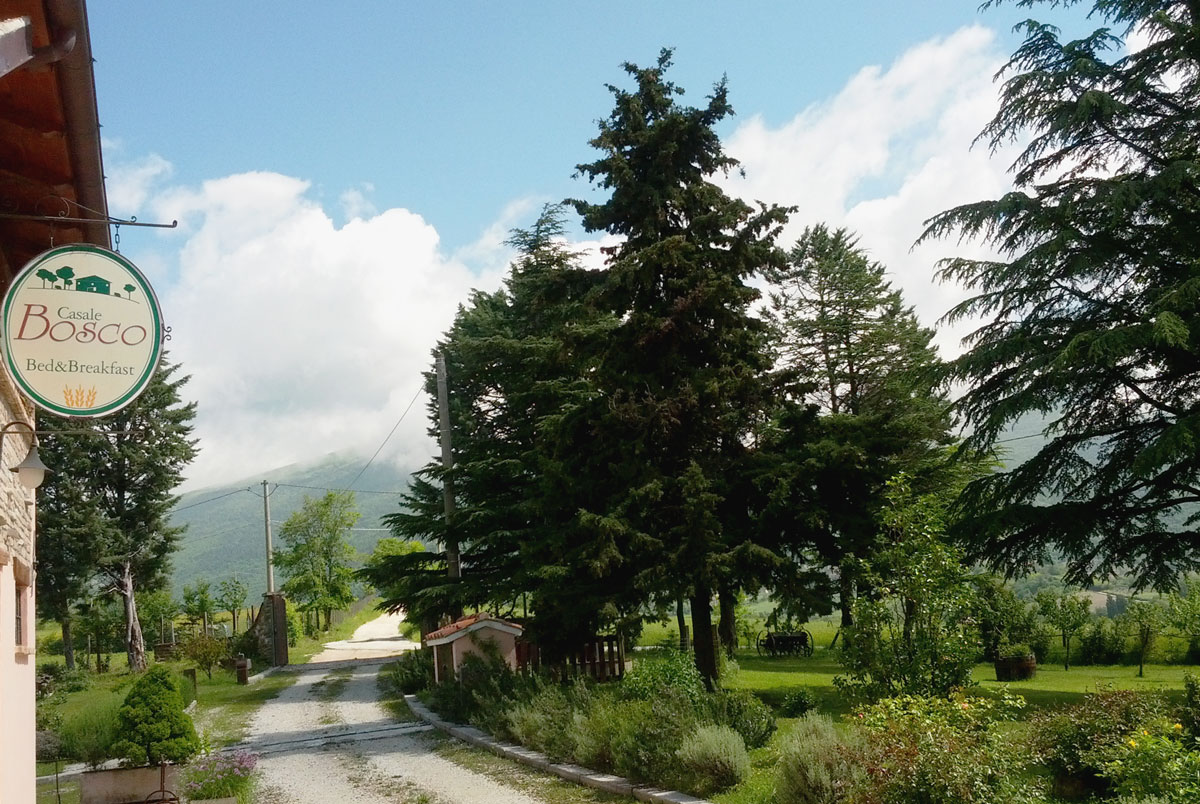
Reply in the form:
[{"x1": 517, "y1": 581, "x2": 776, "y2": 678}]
[{"x1": 169, "y1": 453, "x2": 419, "y2": 599}]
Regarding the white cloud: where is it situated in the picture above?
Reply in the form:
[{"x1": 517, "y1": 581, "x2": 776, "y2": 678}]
[
  {"x1": 105, "y1": 154, "x2": 173, "y2": 214},
  {"x1": 721, "y1": 25, "x2": 1020, "y2": 357},
  {"x1": 339, "y1": 184, "x2": 378, "y2": 221},
  {"x1": 137, "y1": 171, "x2": 504, "y2": 490}
]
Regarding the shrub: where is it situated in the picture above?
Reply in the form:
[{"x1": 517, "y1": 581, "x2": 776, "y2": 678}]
[
  {"x1": 59, "y1": 695, "x2": 123, "y2": 768},
  {"x1": 571, "y1": 690, "x2": 625, "y2": 773},
  {"x1": 181, "y1": 750, "x2": 259, "y2": 804},
  {"x1": 36, "y1": 730, "x2": 62, "y2": 762},
  {"x1": 622, "y1": 648, "x2": 706, "y2": 710},
  {"x1": 1032, "y1": 687, "x2": 1165, "y2": 794},
  {"x1": 390, "y1": 649, "x2": 433, "y2": 694},
  {"x1": 1099, "y1": 719, "x2": 1200, "y2": 803},
  {"x1": 676, "y1": 724, "x2": 749, "y2": 796},
  {"x1": 502, "y1": 681, "x2": 582, "y2": 762},
  {"x1": 1180, "y1": 673, "x2": 1200, "y2": 738},
  {"x1": 182, "y1": 633, "x2": 229, "y2": 680},
  {"x1": 110, "y1": 665, "x2": 201, "y2": 767},
  {"x1": 779, "y1": 688, "x2": 818, "y2": 718},
  {"x1": 709, "y1": 688, "x2": 775, "y2": 748},
  {"x1": 777, "y1": 713, "x2": 864, "y2": 804},
  {"x1": 856, "y1": 692, "x2": 1036, "y2": 804},
  {"x1": 609, "y1": 687, "x2": 700, "y2": 786}
]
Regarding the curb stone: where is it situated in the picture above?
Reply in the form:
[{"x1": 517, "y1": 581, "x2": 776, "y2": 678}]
[{"x1": 403, "y1": 694, "x2": 714, "y2": 804}]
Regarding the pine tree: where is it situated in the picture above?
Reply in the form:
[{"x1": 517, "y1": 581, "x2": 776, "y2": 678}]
[
  {"x1": 763, "y1": 224, "x2": 953, "y2": 629},
  {"x1": 38, "y1": 356, "x2": 197, "y2": 671},
  {"x1": 569, "y1": 50, "x2": 790, "y2": 685},
  {"x1": 922, "y1": 0, "x2": 1200, "y2": 589}
]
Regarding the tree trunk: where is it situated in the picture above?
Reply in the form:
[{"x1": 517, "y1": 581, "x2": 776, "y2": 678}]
[
  {"x1": 120, "y1": 562, "x2": 147, "y2": 672},
  {"x1": 690, "y1": 588, "x2": 718, "y2": 691},
  {"x1": 839, "y1": 569, "x2": 856, "y2": 628},
  {"x1": 61, "y1": 618, "x2": 75, "y2": 671},
  {"x1": 675, "y1": 597, "x2": 689, "y2": 651},
  {"x1": 324, "y1": 608, "x2": 332, "y2": 631},
  {"x1": 718, "y1": 587, "x2": 737, "y2": 657}
]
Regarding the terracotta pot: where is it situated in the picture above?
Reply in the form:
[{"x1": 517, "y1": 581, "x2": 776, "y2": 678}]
[{"x1": 79, "y1": 764, "x2": 179, "y2": 804}]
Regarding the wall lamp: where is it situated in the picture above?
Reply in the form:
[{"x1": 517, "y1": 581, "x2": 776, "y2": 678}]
[{"x1": 0, "y1": 421, "x2": 49, "y2": 490}]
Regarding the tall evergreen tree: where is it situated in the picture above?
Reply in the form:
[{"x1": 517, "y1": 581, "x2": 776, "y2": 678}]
[
  {"x1": 38, "y1": 356, "x2": 197, "y2": 671},
  {"x1": 568, "y1": 50, "x2": 790, "y2": 685},
  {"x1": 922, "y1": 0, "x2": 1200, "y2": 589},
  {"x1": 364, "y1": 205, "x2": 617, "y2": 652},
  {"x1": 763, "y1": 224, "x2": 953, "y2": 628}
]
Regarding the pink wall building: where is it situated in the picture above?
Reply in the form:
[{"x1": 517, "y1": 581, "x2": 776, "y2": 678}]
[{"x1": 426, "y1": 613, "x2": 524, "y2": 684}]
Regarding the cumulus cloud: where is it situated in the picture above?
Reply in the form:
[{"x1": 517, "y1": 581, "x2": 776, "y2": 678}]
[
  {"x1": 721, "y1": 25, "x2": 1021, "y2": 356},
  {"x1": 106, "y1": 154, "x2": 173, "y2": 214},
  {"x1": 135, "y1": 171, "x2": 504, "y2": 490}
]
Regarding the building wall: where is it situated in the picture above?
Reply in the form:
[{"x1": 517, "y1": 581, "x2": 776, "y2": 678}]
[
  {"x1": 452, "y1": 628, "x2": 520, "y2": 674},
  {"x1": 0, "y1": 380, "x2": 38, "y2": 804}
]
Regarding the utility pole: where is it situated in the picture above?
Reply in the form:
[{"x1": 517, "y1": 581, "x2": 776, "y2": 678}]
[
  {"x1": 435, "y1": 353, "x2": 461, "y2": 589},
  {"x1": 262, "y1": 480, "x2": 275, "y2": 594}
]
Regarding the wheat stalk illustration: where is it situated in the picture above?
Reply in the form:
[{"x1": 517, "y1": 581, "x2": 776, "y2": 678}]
[{"x1": 62, "y1": 386, "x2": 97, "y2": 407}]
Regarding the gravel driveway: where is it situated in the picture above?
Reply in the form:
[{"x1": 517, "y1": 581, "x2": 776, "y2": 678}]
[{"x1": 245, "y1": 615, "x2": 544, "y2": 804}]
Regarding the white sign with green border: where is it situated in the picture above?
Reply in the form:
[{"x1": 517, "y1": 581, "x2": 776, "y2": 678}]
[{"x1": 1, "y1": 245, "x2": 163, "y2": 417}]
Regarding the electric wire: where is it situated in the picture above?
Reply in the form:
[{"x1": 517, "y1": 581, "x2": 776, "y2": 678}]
[{"x1": 347, "y1": 384, "x2": 424, "y2": 491}]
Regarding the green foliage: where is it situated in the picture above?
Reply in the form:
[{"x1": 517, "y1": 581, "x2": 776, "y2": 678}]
[
  {"x1": 855, "y1": 692, "x2": 1035, "y2": 804},
  {"x1": 762, "y1": 223, "x2": 955, "y2": 628},
  {"x1": 923, "y1": 0, "x2": 1200, "y2": 591},
  {"x1": 1123, "y1": 601, "x2": 1167, "y2": 677},
  {"x1": 216, "y1": 577, "x2": 249, "y2": 632},
  {"x1": 1099, "y1": 720, "x2": 1200, "y2": 803},
  {"x1": 1036, "y1": 589, "x2": 1092, "y2": 670},
  {"x1": 675, "y1": 724, "x2": 749, "y2": 797},
  {"x1": 182, "y1": 633, "x2": 229, "y2": 680},
  {"x1": 182, "y1": 580, "x2": 216, "y2": 625},
  {"x1": 503, "y1": 681, "x2": 582, "y2": 762},
  {"x1": 836, "y1": 476, "x2": 980, "y2": 701},
  {"x1": 389, "y1": 649, "x2": 433, "y2": 694},
  {"x1": 1032, "y1": 687, "x2": 1166, "y2": 788},
  {"x1": 609, "y1": 688, "x2": 701, "y2": 787},
  {"x1": 275, "y1": 491, "x2": 359, "y2": 630},
  {"x1": 39, "y1": 358, "x2": 197, "y2": 672},
  {"x1": 58, "y1": 696, "x2": 122, "y2": 769},
  {"x1": 181, "y1": 750, "x2": 258, "y2": 803},
  {"x1": 622, "y1": 649, "x2": 706, "y2": 710},
  {"x1": 1078, "y1": 616, "x2": 1126, "y2": 665},
  {"x1": 779, "y1": 688, "x2": 819, "y2": 718},
  {"x1": 110, "y1": 665, "x2": 200, "y2": 767},
  {"x1": 776, "y1": 713, "x2": 864, "y2": 804},
  {"x1": 708, "y1": 688, "x2": 775, "y2": 749},
  {"x1": 974, "y1": 576, "x2": 1039, "y2": 662},
  {"x1": 1180, "y1": 673, "x2": 1200, "y2": 739}
]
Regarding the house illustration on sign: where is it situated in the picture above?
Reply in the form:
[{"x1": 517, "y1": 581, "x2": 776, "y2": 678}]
[{"x1": 76, "y1": 275, "x2": 110, "y2": 295}]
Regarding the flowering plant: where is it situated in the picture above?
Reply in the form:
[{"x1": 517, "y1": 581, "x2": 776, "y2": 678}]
[{"x1": 181, "y1": 750, "x2": 258, "y2": 802}]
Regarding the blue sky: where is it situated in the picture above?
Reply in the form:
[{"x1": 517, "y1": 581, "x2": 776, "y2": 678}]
[{"x1": 81, "y1": 2, "x2": 1099, "y2": 489}]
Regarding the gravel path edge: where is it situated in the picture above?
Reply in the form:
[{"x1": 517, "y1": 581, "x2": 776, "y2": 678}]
[{"x1": 402, "y1": 694, "x2": 713, "y2": 804}]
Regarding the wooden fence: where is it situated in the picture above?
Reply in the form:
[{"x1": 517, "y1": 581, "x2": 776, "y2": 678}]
[{"x1": 517, "y1": 635, "x2": 625, "y2": 681}]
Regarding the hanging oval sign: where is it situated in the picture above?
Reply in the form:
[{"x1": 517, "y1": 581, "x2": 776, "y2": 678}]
[{"x1": 1, "y1": 245, "x2": 163, "y2": 417}]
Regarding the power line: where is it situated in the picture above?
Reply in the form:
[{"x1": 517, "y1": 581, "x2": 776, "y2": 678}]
[
  {"x1": 173, "y1": 487, "x2": 254, "y2": 513},
  {"x1": 347, "y1": 384, "x2": 424, "y2": 491},
  {"x1": 273, "y1": 482, "x2": 403, "y2": 495}
]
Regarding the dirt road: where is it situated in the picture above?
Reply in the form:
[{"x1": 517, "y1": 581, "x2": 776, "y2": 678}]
[{"x1": 246, "y1": 614, "x2": 544, "y2": 804}]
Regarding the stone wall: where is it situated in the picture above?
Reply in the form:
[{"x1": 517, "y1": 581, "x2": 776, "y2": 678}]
[
  {"x1": 0, "y1": 377, "x2": 38, "y2": 804},
  {"x1": 248, "y1": 592, "x2": 289, "y2": 666}
]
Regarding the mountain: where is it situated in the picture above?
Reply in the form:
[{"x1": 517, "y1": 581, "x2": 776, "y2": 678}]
[{"x1": 168, "y1": 453, "x2": 419, "y2": 599}]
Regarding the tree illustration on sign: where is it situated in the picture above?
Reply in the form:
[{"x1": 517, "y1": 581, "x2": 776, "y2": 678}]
[
  {"x1": 36, "y1": 268, "x2": 56, "y2": 288},
  {"x1": 56, "y1": 266, "x2": 74, "y2": 290},
  {"x1": 124, "y1": 283, "x2": 137, "y2": 301}
]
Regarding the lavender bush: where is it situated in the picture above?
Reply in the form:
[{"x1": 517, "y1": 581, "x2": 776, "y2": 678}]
[{"x1": 181, "y1": 750, "x2": 258, "y2": 802}]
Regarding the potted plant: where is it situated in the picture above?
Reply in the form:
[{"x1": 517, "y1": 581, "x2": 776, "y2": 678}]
[
  {"x1": 82, "y1": 666, "x2": 200, "y2": 804},
  {"x1": 993, "y1": 642, "x2": 1037, "y2": 681}
]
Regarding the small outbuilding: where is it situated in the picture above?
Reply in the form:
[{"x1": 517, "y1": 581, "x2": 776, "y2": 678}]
[{"x1": 425, "y1": 613, "x2": 524, "y2": 684}]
